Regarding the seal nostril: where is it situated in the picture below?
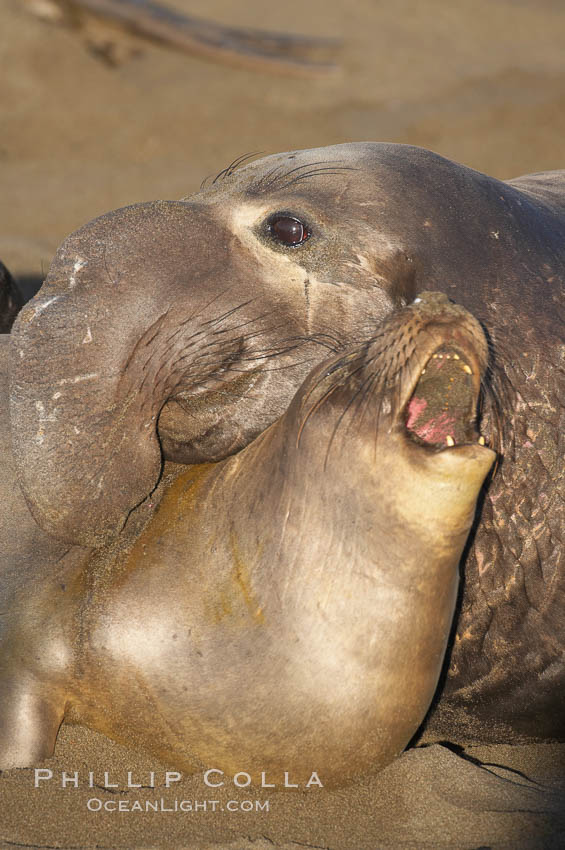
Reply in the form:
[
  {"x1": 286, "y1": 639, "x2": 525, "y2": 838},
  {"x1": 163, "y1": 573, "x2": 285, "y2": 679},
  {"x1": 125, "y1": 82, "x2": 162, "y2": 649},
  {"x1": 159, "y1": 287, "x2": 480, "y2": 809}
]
[{"x1": 267, "y1": 213, "x2": 311, "y2": 246}]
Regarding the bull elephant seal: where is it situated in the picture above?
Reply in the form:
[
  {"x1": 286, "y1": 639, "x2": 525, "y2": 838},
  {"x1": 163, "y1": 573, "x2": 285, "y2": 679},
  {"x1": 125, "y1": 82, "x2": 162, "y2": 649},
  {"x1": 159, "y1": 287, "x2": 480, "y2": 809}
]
[
  {"x1": 7, "y1": 142, "x2": 565, "y2": 751},
  {"x1": 0, "y1": 293, "x2": 495, "y2": 780}
]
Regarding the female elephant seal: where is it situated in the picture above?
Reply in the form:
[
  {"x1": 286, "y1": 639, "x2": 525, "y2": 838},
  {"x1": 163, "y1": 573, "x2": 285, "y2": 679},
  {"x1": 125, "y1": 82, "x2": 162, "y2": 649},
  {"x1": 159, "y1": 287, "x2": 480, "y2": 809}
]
[
  {"x1": 7, "y1": 142, "x2": 565, "y2": 755},
  {"x1": 0, "y1": 293, "x2": 495, "y2": 780}
]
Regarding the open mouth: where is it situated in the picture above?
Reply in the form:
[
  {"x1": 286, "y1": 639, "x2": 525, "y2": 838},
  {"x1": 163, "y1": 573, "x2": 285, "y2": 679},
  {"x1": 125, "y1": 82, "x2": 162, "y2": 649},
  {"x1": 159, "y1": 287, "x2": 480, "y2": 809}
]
[{"x1": 404, "y1": 344, "x2": 485, "y2": 450}]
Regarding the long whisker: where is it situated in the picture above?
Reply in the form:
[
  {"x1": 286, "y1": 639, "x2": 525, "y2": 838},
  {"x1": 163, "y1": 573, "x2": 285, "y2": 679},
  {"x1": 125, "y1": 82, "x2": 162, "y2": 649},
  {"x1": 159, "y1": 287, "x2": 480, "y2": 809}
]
[
  {"x1": 296, "y1": 383, "x2": 341, "y2": 448},
  {"x1": 225, "y1": 151, "x2": 265, "y2": 178},
  {"x1": 247, "y1": 161, "x2": 358, "y2": 195},
  {"x1": 212, "y1": 151, "x2": 263, "y2": 184},
  {"x1": 276, "y1": 167, "x2": 357, "y2": 192}
]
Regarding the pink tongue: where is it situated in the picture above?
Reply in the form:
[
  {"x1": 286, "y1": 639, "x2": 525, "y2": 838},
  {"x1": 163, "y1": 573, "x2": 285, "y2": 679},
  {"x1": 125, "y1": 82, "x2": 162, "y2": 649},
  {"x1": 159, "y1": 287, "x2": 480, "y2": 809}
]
[{"x1": 406, "y1": 396, "x2": 458, "y2": 443}]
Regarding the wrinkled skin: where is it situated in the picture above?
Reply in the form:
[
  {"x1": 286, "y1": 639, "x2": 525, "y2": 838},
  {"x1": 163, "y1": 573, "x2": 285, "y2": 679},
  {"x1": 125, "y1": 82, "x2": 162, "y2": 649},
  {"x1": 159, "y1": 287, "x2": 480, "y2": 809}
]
[
  {"x1": 0, "y1": 294, "x2": 495, "y2": 779},
  {"x1": 5, "y1": 143, "x2": 565, "y2": 755}
]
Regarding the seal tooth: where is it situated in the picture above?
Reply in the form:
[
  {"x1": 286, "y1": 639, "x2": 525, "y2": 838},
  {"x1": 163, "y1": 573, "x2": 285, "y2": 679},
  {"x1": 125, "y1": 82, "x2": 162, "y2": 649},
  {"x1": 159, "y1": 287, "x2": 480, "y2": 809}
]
[
  {"x1": 463, "y1": 364, "x2": 472, "y2": 374},
  {"x1": 446, "y1": 435, "x2": 455, "y2": 447},
  {"x1": 478, "y1": 435, "x2": 486, "y2": 446},
  {"x1": 453, "y1": 353, "x2": 460, "y2": 360}
]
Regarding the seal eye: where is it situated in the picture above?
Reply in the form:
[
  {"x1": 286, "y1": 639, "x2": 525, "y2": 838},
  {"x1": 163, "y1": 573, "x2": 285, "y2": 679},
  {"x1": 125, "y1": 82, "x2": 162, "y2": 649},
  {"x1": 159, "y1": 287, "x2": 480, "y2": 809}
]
[{"x1": 267, "y1": 214, "x2": 311, "y2": 247}]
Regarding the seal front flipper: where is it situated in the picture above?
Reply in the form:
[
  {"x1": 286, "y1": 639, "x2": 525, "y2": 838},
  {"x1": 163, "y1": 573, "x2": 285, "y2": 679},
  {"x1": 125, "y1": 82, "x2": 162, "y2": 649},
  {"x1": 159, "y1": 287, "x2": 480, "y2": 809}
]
[{"x1": 0, "y1": 672, "x2": 65, "y2": 769}]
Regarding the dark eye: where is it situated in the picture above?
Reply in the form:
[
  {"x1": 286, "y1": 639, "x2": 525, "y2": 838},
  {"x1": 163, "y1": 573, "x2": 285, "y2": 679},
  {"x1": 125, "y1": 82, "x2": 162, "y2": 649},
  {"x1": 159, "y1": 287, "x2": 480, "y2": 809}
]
[{"x1": 267, "y1": 214, "x2": 311, "y2": 247}]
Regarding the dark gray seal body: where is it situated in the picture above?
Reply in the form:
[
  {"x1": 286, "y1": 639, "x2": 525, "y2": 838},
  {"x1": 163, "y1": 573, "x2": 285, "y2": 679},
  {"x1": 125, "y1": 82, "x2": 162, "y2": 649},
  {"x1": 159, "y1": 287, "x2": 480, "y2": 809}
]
[{"x1": 5, "y1": 143, "x2": 565, "y2": 761}]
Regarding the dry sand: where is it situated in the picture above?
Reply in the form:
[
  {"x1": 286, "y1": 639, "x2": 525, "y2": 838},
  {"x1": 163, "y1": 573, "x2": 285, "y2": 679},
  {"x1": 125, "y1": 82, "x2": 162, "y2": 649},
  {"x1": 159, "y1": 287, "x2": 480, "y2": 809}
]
[
  {"x1": 2, "y1": 0, "x2": 565, "y2": 847},
  {"x1": 2, "y1": 725, "x2": 565, "y2": 849}
]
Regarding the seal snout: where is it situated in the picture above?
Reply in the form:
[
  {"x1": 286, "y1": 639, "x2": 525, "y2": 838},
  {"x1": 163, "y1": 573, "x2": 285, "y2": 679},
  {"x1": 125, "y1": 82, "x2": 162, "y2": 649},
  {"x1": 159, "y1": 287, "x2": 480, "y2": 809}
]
[{"x1": 296, "y1": 291, "x2": 492, "y2": 464}]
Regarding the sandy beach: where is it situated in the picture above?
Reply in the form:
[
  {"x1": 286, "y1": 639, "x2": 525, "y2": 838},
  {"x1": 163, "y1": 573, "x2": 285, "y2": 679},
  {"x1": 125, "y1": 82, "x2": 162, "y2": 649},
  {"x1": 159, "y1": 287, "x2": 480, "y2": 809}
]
[
  {"x1": 2, "y1": 724, "x2": 565, "y2": 848},
  {"x1": 1, "y1": 0, "x2": 565, "y2": 847}
]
